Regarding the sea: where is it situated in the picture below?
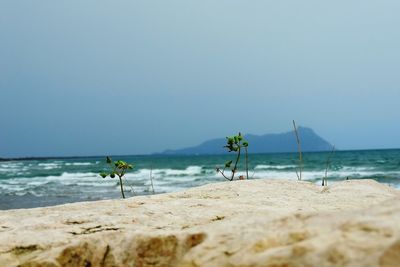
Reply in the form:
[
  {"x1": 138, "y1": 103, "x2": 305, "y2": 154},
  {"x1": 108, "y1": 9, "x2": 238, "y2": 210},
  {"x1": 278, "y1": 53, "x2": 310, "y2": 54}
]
[{"x1": 1, "y1": 149, "x2": 399, "y2": 210}]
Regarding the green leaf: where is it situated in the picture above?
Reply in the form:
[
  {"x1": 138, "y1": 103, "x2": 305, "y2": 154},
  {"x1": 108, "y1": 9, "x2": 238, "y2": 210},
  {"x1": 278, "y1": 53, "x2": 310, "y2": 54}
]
[
  {"x1": 227, "y1": 137, "x2": 234, "y2": 145},
  {"x1": 110, "y1": 173, "x2": 116, "y2": 178},
  {"x1": 115, "y1": 160, "x2": 125, "y2": 168},
  {"x1": 99, "y1": 172, "x2": 108, "y2": 178},
  {"x1": 224, "y1": 144, "x2": 234, "y2": 152},
  {"x1": 242, "y1": 141, "x2": 249, "y2": 147},
  {"x1": 225, "y1": 160, "x2": 233, "y2": 168}
]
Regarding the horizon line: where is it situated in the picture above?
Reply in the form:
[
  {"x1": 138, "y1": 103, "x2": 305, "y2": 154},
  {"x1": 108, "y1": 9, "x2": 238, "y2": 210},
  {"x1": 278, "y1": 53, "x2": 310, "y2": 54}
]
[{"x1": 1, "y1": 147, "x2": 399, "y2": 162}]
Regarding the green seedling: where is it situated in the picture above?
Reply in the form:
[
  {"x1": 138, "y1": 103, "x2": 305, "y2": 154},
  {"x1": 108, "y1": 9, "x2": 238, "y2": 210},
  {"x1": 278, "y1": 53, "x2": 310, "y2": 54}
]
[
  {"x1": 216, "y1": 132, "x2": 249, "y2": 181},
  {"x1": 100, "y1": 156, "x2": 133, "y2": 199}
]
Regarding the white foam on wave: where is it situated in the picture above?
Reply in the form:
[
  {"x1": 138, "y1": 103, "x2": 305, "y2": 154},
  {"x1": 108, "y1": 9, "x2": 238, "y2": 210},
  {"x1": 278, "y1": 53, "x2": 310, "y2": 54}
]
[
  {"x1": 38, "y1": 163, "x2": 61, "y2": 170},
  {"x1": 38, "y1": 163, "x2": 60, "y2": 167},
  {"x1": 162, "y1": 166, "x2": 203, "y2": 176},
  {"x1": 251, "y1": 169, "x2": 400, "y2": 181},
  {"x1": 75, "y1": 182, "x2": 113, "y2": 187},
  {"x1": 2, "y1": 163, "x2": 399, "y2": 197},
  {"x1": 254, "y1": 164, "x2": 296, "y2": 170},
  {"x1": 65, "y1": 162, "x2": 92, "y2": 166},
  {"x1": 126, "y1": 166, "x2": 203, "y2": 178},
  {"x1": 44, "y1": 166, "x2": 58, "y2": 170},
  {"x1": 0, "y1": 171, "x2": 122, "y2": 196},
  {"x1": 0, "y1": 162, "x2": 23, "y2": 168},
  {"x1": 0, "y1": 162, "x2": 29, "y2": 173},
  {"x1": 341, "y1": 166, "x2": 376, "y2": 172},
  {"x1": 1, "y1": 172, "x2": 103, "y2": 188}
]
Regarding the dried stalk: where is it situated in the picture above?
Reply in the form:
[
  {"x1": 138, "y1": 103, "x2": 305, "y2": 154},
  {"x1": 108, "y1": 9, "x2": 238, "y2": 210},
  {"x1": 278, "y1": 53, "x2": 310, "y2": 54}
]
[
  {"x1": 292, "y1": 120, "x2": 303, "y2": 180},
  {"x1": 323, "y1": 145, "x2": 335, "y2": 186},
  {"x1": 245, "y1": 146, "x2": 249, "y2": 179},
  {"x1": 149, "y1": 166, "x2": 155, "y2": 194}
]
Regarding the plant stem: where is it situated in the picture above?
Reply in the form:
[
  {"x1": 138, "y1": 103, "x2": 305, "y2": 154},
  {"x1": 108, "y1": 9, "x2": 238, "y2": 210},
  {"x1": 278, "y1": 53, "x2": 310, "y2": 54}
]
[
  {"x1": 231, "y1": 147, "x2": 241, "y2": 181},
  {"x1": 150, "y1": 166, "x2": 155, "y2": 194},
  {"x1": 218, "y1": 170, "x2": 232, "y2": 181},
  {"x1": 323, "y1": 145, "x2": 335, "y2": 186},
  {"x1": 118, "y1": 176, "x2": 126, "y2": 199},
  {"x1": 245, "y1": 146, "x2": 249, "y2": 179},
  {"x1": 293, "y1": 120, "x2": 303, "y2": 180},
  {"x1": 291, "y1": 157, "x2": 300, "y2": 180}
]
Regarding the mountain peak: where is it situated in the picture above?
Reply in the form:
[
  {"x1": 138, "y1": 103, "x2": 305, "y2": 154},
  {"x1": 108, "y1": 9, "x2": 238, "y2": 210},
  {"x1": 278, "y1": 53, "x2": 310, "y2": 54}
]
[{"x1": 161, "y1": 127, "x2": 333, "y2": 155}]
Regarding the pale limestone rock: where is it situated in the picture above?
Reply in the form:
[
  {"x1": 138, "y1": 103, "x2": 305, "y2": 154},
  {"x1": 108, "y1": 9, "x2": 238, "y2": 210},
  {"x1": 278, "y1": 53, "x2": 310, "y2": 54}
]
[{"x1": 0, "y1": 179, "x2": 399, "y2": 267}]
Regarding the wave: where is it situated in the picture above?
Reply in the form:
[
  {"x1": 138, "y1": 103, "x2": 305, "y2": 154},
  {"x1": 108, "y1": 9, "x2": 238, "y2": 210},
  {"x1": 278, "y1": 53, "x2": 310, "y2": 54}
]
[
  {"x1": 38, "y1": 163, "x2": 62, "y2": 170},
  {"x1": 251, "y1": 169, "x2": 400, "y2": 181},
  {"x1": 254, "y1": 164, "x2": 296, "y2": 170},
  {"x1": 158, "y1": 166, "x2": 203, "y2": 176},
  {"x1": 38, "y1": 163, "x2": 60, "y2": 167},
  {"x1": 127, "y1": 166, "x2": 204, "y2": 178},
  {"x1": 1, "y1": 164, "x2": 399, "y2": 198},
  {"x1": 0, "y1": 162, "x2": 28, "y2": 173},
  {"x1": 340, "y1": 166, "x2": 376, "y2": 172},
  {"x1": 65, "y1": 162, "x2": 93, "y2": 166}
]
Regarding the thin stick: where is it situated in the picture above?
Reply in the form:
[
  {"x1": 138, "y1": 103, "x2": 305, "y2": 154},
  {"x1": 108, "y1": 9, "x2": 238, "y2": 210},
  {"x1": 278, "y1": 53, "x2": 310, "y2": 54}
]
[
  {"x1": 323, "y1": 145, "x2": 335, "y2": 186},
  {"x1": 294, "y1": 168, "x2": 300, "y2": 181},
  {"x1": 127, "y1": 181, "x2": 136, "y2": 196},
  {"x1": 245, "y1": 147, "x2": 249, "y2": 179},
  {"x1": 291, "y1": 157, "x2": 300, "y2": 180},
  {"x1": 149, "y1": 166, "x2": 155, "y2": 194},
  {"x1": 293, "y1": 120, "x2": 303, "y2": 180}
]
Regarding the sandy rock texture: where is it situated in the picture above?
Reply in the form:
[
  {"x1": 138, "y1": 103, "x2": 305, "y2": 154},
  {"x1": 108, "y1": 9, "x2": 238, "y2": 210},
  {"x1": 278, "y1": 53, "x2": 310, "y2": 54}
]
[{"x1": 0, "y1": 179, "x2": 400, "y2": 267}]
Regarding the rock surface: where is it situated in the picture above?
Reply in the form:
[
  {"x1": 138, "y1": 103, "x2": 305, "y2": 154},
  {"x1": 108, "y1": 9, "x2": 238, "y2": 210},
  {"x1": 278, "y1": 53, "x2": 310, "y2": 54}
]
[{"x1": 0, "y1": 179, "x2": 400, "y2": 267}]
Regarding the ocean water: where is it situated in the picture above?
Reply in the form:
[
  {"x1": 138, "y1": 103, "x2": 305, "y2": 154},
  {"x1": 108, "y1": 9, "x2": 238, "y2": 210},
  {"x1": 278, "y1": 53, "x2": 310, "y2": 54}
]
[{"x1": 1, "y1": 149, "x2": 399, "y2": 210}]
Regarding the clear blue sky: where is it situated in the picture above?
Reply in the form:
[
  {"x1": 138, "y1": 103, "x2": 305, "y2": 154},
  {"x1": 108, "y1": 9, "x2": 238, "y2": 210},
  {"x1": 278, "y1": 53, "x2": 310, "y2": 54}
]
[{"x1": 1, "y1": 1, "x2": 400, "y2": 157}]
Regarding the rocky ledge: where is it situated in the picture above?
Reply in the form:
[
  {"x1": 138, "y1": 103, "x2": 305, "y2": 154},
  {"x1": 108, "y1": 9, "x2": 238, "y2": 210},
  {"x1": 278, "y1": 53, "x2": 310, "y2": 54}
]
[{"x1": 0, "y1": 179, "x2": 400, "y2": 267}]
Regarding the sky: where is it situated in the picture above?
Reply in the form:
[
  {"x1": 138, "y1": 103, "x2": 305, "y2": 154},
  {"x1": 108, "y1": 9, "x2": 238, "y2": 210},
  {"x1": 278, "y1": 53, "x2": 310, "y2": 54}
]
[{"x1": 1, "y1": 1, "x2": 400, "y2": 157}]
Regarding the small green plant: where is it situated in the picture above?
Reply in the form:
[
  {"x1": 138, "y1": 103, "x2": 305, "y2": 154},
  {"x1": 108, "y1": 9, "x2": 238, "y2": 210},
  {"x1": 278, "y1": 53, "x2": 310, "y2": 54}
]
[
  {"x1": 216, "y1": 132, "x2": 249, "y2": 181},
  {"x1": 100, "y1": 156, "x2": 133, "y2": 199}
]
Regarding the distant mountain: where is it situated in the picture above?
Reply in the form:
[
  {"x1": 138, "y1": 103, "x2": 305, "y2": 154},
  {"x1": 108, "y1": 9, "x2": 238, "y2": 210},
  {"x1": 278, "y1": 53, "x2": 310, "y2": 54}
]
[{"x1": 162, "y1": 127, "x2": 333, "y2": 155}]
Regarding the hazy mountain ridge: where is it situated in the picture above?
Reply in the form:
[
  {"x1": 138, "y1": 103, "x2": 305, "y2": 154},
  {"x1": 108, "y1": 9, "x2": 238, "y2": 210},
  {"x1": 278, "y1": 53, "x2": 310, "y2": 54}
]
[{"x1": 162, "y1": 127, "x2": 333, "y2": 155}]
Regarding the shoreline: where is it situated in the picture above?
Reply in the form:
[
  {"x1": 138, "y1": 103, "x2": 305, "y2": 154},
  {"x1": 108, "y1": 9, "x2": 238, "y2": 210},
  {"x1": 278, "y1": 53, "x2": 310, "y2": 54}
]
[{"x1": 1, "y1": 178, "x2": 399, "y2": 211}]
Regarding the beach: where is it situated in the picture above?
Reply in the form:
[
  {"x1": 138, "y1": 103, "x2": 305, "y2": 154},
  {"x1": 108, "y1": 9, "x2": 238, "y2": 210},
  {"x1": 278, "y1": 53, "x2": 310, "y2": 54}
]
[
  {"x1": 2, "y1": 0, "x2": 400, "y2": 266},
  {"x1": 1, "y1": 179, "x2": 399, "y2": 266}
]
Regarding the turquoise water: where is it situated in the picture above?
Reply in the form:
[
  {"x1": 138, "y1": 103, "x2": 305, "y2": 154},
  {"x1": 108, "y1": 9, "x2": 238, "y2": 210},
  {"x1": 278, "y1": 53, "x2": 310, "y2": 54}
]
[{"x1": 1, "y1": 149, "x2": 399, "y2": 209}]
